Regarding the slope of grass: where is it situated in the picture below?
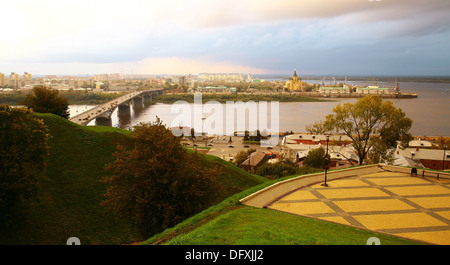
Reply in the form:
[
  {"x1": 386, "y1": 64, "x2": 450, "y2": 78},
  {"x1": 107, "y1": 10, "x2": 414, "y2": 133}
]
[
  {"x1": 143, "y1": 173, "x2": 423, "y2": 245},
  {"x1": 0, "y1": 113, "x2": 138, "y2": 245},
  {"x1": 163, "y1": 206, "x2": 421, "y2": 245},
  {"x1": 0, "y1": 113, "x2": 267, "y2": 245}
]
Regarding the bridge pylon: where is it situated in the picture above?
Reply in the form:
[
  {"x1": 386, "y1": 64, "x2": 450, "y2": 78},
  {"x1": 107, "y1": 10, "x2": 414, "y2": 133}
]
[{"x1": 95, "y1": 116, "x2": 112, "y2": 126}]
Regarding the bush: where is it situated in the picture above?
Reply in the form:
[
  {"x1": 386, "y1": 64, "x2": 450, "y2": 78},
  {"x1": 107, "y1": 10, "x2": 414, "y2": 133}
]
[
  {"x1": 255, "y1": 161, "x2": 323, "y2": 180},
  {"x1": 21, "y1": 86, "x2": 69, "y2": 118},
  {"x1": 0, "y1": 105, "x2": 49, "y2": 224}
]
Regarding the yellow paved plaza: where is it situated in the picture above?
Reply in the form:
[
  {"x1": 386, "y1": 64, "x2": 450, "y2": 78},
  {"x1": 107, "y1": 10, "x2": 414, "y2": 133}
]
[{"x1": 268, "y1": 172, "x2": 450, "y2": 245}]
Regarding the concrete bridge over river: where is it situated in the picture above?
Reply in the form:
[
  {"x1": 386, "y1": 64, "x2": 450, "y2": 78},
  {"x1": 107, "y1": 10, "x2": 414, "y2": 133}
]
[{"x1": 69, "y1": 89, "x2": 163, "y2": 126}]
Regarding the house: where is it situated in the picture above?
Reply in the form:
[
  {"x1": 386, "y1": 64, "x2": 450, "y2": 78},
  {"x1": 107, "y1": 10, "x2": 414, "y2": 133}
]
[
  {"x1": 408, "y1": 139, "x2": 433, "y2": 149},
  {"x1": 282, "y1": 142, "x2": 359, "y2": 169},
  {"x1": 393, "y1": 148, "x2": 450, "y2": 170},
  {"x1": 240, "y1": 152, "x2": 270, "y2": 172}
]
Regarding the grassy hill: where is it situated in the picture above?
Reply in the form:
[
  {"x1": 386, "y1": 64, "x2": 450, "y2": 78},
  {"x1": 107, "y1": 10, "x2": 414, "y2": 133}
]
[
  {"x1": 143, "y1": 176, "x2": 422, "y2": 245},
  {"x1": 0, "y1": 113, "x2": 267, "y2": 245},
  {"x1": 0, "y1": 113, "x2": 421, "y2": 245}
]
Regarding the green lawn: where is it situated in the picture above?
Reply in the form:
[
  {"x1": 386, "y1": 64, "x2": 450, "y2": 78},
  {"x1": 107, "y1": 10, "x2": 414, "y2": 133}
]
[
  {"x1": 144, "y1": 173, "x2": 423, "y2": 245},
  {"x1": 163, "y1": 206, "x2": 421, "y2": 245}
]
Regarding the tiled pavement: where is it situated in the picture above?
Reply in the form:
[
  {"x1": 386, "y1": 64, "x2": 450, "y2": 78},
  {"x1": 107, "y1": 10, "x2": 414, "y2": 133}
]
[{"x1": 267, "y1": 172, "x2": 450, "y2": 245}]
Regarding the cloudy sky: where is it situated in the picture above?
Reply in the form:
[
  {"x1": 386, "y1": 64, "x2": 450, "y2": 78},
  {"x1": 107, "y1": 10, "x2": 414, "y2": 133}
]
[{"x1": 1, "y1": 0, "x2": 449, "y2": 76}]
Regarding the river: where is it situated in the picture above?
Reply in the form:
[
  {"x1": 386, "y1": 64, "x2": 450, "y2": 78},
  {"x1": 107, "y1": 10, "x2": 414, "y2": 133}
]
[{"x1": 68, "y1": 81, "x2": 450, "y2": 137}]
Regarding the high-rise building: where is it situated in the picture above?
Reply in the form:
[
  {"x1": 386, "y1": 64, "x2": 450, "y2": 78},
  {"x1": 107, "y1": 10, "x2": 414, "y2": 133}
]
[
  {"x1": 23, "y1": 72, "x2": 32, "y2": 82},
  {"x1": 179, "y1": 76, "x2": 187, "y2": 85},
  {"x1": 92, "y1": 74, "x2": 109, "y2": 81},
  {"x1": 9, "y1": 72, "x2": 20, "y2": 88},
  {"x1": 0, "y1": 72, "x2": 5, "y2": 87},
  {"x1": 109, "y1": 73, "x2": 123, "y2": 80},
  {"x1": 10, "y1": 72, "x2": 19, "y2": 81},
  {"x1": 45, "y1": 75, "x2": 57, "y2": 80},
  {"x1": 198, "y1": 73, "x2": 244, "y2": 82}
]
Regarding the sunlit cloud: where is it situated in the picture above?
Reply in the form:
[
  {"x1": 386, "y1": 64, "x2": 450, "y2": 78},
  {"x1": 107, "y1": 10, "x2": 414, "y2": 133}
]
[{"x1": 0, "y1": 0, "x2": 449, "y2": 75}]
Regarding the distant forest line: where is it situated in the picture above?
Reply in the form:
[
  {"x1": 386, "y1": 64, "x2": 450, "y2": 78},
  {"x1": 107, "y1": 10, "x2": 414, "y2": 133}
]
[
  {"x1": 0, "y1": 91, "x2": 331, "y2": 106},
  {"x1": 0, "y1": 91, "x2": 127, "y2": 105}
]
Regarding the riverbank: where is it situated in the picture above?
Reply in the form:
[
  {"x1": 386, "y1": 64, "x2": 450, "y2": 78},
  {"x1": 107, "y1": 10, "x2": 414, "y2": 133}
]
[{"x1": 152, "y1": 93, "x2": 332, "y2": 104}]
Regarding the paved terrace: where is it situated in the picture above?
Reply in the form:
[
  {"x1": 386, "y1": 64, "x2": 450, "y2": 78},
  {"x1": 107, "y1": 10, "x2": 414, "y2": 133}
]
[{"x1": 240, "y1": 165, "x2": 450, "y2": 245}]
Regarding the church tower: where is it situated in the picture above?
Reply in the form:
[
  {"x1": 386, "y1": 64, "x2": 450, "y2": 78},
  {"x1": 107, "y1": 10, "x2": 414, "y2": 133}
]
[
  {"x1": 293, "y1": 69, "x2": 298, "y2": 82},
  {"x1": 287, "y1": 69, "x2": 303, "y2": 91}
]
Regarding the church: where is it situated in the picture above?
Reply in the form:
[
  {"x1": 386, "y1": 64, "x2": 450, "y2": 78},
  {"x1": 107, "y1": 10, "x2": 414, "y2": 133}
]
[{"x1": 286, "y1": 69, "x2": 303, "y2": 91}]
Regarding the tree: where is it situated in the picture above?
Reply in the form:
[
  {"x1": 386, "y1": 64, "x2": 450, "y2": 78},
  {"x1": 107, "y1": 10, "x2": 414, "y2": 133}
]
[
  {"x1": 324, "y1": 95, "x2": 412, "y2": 165},
  {"x1": 305, "y1": 121, "x2": 328, "y2": 134},
  {"x1": 0, "y1": 105, "x2": 50, "y2": 224},
  {"x1": 303, "y1": 146, "x2": 330, "y2": 169},
  {"x1": 190, "y1": 127, "x2": 196, "y2": 140},
  {"x1": 21, "y1": 85, "x2": 70, "y2": 119},
  {"x1": 435, "y1": 136, "x2": 450, "y2": 150},
  {"x1": 101, "y1": 121, "x2": 224, "y2": 237}
]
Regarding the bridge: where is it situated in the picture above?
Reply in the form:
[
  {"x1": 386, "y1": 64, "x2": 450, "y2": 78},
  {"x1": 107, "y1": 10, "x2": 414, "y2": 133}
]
[{"x1": 69, "y1": 88, "x2": 163, "y2": 126}]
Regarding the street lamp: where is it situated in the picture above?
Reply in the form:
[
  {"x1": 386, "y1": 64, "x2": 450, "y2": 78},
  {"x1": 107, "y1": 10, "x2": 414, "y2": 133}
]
[
  {"x1": 442, "y1": 144, "x2": 447, "y2": 171},
  {"x1": 322, "y1": 135, "x2": 331, "y2": 187}
]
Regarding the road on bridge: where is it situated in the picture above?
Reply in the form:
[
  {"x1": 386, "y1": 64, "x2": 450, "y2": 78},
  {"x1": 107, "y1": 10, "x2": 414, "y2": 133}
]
[{"x1": 69, "y1": 90, "x2": 160, "y2": 126}]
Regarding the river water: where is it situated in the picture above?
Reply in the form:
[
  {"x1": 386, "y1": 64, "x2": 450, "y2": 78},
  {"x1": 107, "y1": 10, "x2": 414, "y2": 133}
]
[{"x1": 69, "y1": 81, "x2": 450, "y2": 137}]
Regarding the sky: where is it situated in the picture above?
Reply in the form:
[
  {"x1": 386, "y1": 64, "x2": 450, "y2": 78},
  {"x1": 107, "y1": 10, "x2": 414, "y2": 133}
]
[{"x1": 0, "y1": 0, "x2": 449, "y2": 76}]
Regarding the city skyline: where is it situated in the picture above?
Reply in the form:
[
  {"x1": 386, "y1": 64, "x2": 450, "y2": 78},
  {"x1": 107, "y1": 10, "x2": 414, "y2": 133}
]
[{"x1": 1, "y1": 0, "x2": 449, "y2": 76}]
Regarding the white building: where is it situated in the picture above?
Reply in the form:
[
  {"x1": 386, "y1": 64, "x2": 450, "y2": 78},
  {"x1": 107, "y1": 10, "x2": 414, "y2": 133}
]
[
  {"x1": 282, "y1": 134, "x2": 359, "y2": 168},
  {"x1": 318, "y1": 86, "x2": 351, "y2": 94},
  {"x1": 356, "y1": 86, "x2": 389, "y2": 94}
]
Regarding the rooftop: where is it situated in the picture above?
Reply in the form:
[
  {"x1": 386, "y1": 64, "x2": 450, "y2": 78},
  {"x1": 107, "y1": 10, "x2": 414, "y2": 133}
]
[
  {"x1": 283, "y1": 133, "x2": 353, "y2": 144},
  {"x1": 240, "y1": 152, "x2": 269, "y2": 167}
]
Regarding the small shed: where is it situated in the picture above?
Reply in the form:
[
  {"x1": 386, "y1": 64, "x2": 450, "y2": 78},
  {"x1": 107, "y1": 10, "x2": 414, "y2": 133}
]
[{"x1": 240, "y1": 152, "x2": 269, "y2": 172}]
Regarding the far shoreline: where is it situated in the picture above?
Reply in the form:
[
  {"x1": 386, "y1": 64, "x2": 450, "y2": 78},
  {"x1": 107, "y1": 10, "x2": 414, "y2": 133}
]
[{"x1": 150, "y1": 93, "x2": 333, "y2": 104}]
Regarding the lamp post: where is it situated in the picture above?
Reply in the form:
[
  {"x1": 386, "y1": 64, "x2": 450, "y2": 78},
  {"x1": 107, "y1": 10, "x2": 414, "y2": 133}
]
[
  {"x1": 249, "y1": 152, "x2": 251, "y2": 173},
  {"x1": 322, "y1": 135, "x2": 330, "y2": 187},
  {"x1": 443, "y1": 144, "x2": 447, "y2": 171}
]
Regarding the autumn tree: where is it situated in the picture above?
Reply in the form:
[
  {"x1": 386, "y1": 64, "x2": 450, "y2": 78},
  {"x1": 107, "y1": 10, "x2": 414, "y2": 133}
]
[
  {"x1": 0, "y1": 105, "x2": 50, "y2": 224},
  {"x1": 435, "y1": 136, "x2": 450, "y2": 150},
  {"x1": 21, "y1": 85, "x2": 70, "y2": 119},
  {"x1": 305, "y1": 121, "x2": 328, "y2": 135},
  {"x1": 324, "y1": 95, "x2": 412, "y2": 165},
  {"x1": 101, "y1": 121, "x2": 224, "y2": 237}
]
